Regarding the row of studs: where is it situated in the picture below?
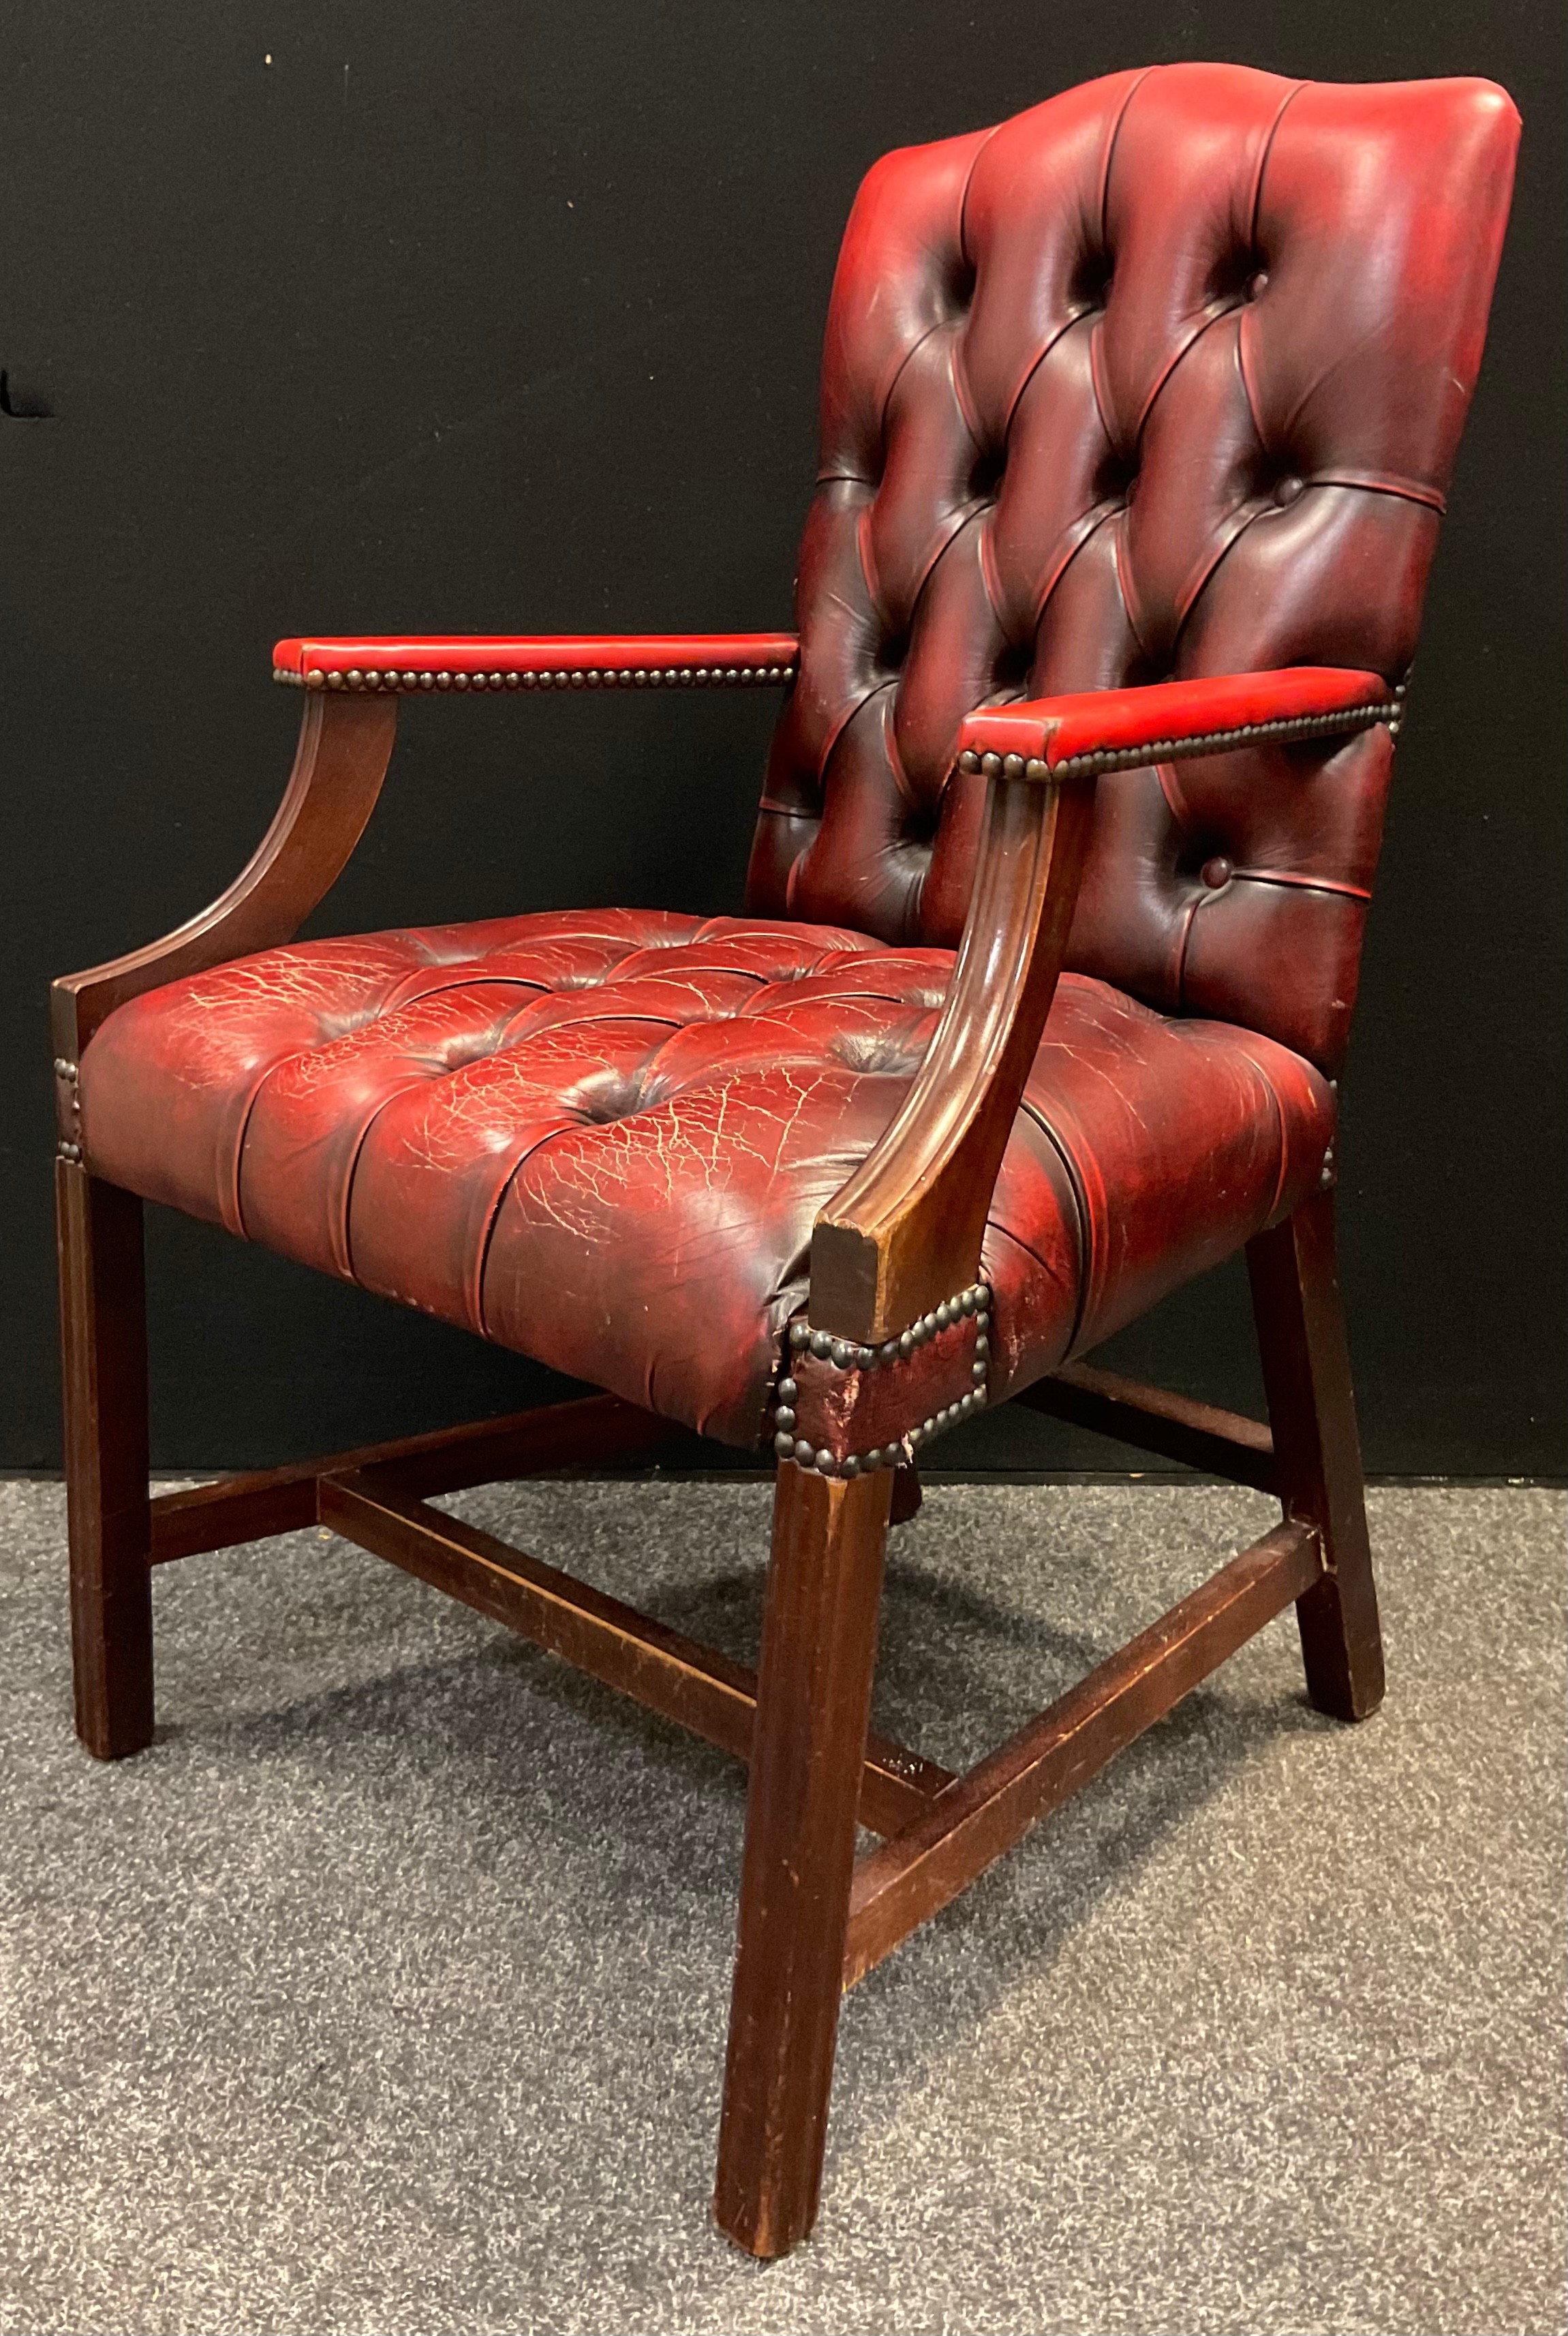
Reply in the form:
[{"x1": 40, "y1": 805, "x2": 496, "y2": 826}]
[
  {"x1": 275, "y1": 663, "x2": 797, "y2": 693},
  {"x1": 52, "y1": 1057, "x2": 82, "y2": 1160},
  {"x1": 955, "y1": 701, "x2": 1396, "y2": 785},
  {"x1": 773, "y1": 1282, "x2": 991, "y2": 1476}
]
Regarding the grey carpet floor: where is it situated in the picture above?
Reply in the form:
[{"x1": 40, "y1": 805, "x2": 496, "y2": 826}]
[{"x1": 0, "y1": 1478, "x2": 1562, "y2": 2336}]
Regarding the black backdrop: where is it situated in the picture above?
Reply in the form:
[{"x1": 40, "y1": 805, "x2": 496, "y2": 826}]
[{"x1": 3, "y1": 0, "x2": 1563, "y2": 1476}]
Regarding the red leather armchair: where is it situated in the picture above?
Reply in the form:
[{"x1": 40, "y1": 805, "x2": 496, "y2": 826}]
[{"x1": 53, "y1": 65, "x2": 1518, "y2": 2257}]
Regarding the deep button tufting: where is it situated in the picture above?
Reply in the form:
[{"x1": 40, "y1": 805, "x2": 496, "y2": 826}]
[
  {"x1": 574, "y1": 1070, "x2": 649, "y2": 1124},
  {"x1": 745, "y1": 66, "x2": 1517, "y2": 1079},
  {"x1": 437, "y1": 1036, "x2": 510, "y2": 1072},
  {"x1": 1207, "y1": 249, "x2": 1258, "y2": 305},
  {"x1": 829, "y1": 1032, "x2": 927, "y2": 1076},
  {"x1": 969, "y1": 448, "x2": 1007, "y2": 500},
  {"x1": 1096, "y1": 452, "x2": 1137, "y2": 505},
  {"x1": 62, "y1": 70, "x2": 1518, "y2": 1517},
  {"x1": 78, "y1": 910, "x2": 1338, "y2": 1448},
  {"x1": 1071, "y1": 252, "x2": 1115, "y2": 309},
  {"x1": 991, "y1": 641, "x2": 1035, "y2": 692}
]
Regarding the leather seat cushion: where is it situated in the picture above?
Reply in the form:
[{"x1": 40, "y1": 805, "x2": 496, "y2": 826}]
[{"x1": 78, "y1": 909, "x2": 1334, "y2": 1448}]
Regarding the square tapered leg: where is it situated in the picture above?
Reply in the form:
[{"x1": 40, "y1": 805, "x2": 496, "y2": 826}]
[
  {"x1": 714, "y1": 1460, "x2": 893, "y2": 2256},
  {"x1": 57, "y1": 1162, "x2": 154, "y2": 1759},
  {"x1": 1249, "y1": 1189, "x2": 1384, "y2": 1723}
]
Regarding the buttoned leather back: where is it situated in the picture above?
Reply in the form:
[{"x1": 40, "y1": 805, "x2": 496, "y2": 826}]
[{"x1": 745, "y1": 65, "x2": 1518, "y2": 1071}]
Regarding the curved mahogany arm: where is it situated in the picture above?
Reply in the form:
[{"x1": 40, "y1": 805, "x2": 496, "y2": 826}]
[
  {"x1": 272, "y1": 632, "x2": 799, "y2": 693},
  {"x1": 51, "y1": 694, "x2": 399, "y2": 1063},
  {"x1": 809, "y1": 666, "x2": 1398, "y2": 1342},
  {"x1": 52, "y1": 627, "x2": 801, "y2": 1063}
]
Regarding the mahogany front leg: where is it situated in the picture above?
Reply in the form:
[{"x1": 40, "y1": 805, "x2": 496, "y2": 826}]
[
  {"x1": 57, "y1": 1164, "x2": 154, "y2": 1758},
  {"x1": 714, "y1": 1461, "x2": 893, "y2": 2257}
]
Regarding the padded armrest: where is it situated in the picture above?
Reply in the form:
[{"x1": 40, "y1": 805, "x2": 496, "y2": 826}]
[
  {"x1": 271, "y1": 633, "x2": 799, "y2": 693},
  {"x1": 955, "y1": 667, "x2": 1397, "y2": 778}
]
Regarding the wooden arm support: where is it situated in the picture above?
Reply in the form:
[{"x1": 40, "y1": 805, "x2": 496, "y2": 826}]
[
  {"x1": 808, "y1": 666, "x2": 1398, "y2": 1344},
  {"x1": 810, "y1": 761, "x2": 1096, "y2": 1341},
  {"x1": 50, "y1": 625, "x2": 803, "y2": 1065},
  {"x1": 51, "y1": 693, "x2": 400, "y2": 1063}
]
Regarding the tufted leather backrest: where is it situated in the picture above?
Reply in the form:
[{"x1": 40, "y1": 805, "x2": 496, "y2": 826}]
[{"x1": 745, "y1": 65, "x2": 1518, "y2": 1071}]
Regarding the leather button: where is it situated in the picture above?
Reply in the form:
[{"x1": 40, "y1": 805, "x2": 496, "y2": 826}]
[
  {"x1": 1201, "y1": 856, "x2": 1233, "y2": 890},
  {"x1": 1247, "y1": 269, "x2": 1270, "y2": 299},
  {"x1": 1273, "y1": 474, "x2": 1304, "y2": 506}
]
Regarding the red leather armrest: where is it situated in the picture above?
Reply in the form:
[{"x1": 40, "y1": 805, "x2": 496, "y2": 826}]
[
  {"x1": 955, "y1": 667, "x2": 1397, "y2": 777},
  {"x1": 271, "y1": 633, "x2": 799, "y2": 693}
]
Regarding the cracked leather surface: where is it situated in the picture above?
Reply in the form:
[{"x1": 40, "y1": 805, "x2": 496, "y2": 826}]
[
  {"x1": 77, "y1": 67, "x2": 1514, "y2": 1451},
  {"x1": 80, "y1": 911, "x2": 1333, "y2": 1448}
]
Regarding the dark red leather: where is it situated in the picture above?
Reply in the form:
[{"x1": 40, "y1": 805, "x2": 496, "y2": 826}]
[
  {"x1": 786, "y1": 1308, "x2": 990, "y2": 1470},
  {"x1": 957, "y1": 665, "x2": 1389, "y2": 768},
  {"x1": 79, "y1": 71, "x2": 1513, "y2": 1455},
  {"x1": 80, "y1": 913, "x2": 1332, "y2": 1449},
  {"x1": 745, "y1": 65, "x2": 1518, "y2": 1072},
  {"x1": 272, "y1": 634, "x2": 799, "y2": 686}
]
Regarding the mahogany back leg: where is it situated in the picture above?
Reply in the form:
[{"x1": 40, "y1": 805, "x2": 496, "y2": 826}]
[
  {"x1": 714, "y1": 1459, "x2": 893, "y2": 2257},
  {"x1": 56, "y1": 1163, "x2": 154, "y2": 1758},
  {"x1": 1247, "y1": 1188, "x2": 1385, "y2": 1722}
]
